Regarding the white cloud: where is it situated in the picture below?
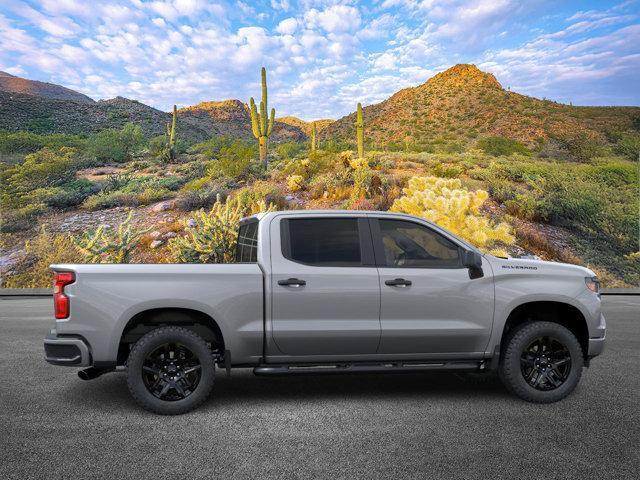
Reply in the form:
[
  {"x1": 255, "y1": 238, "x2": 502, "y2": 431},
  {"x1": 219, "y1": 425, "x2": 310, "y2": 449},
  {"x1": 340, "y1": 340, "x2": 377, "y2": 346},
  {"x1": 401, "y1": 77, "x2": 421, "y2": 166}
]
[
  {"x1": 271, "y1": 0, "x2": 291, "y2": 11},
  {"x1": 305, "y1": 5, "x2": 361, "y2": 33},
  {"x1": 276, "y1": 17, "x2": 298, "y2": 35},
  {"x1": 8, "y1": 2, "x2": 80, "y2": 37}
]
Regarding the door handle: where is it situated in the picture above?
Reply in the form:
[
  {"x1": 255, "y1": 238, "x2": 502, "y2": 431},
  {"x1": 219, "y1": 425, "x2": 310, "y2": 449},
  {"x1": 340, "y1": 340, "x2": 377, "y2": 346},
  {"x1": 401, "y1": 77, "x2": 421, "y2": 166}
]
[
  {"x1": 385, "y1": 278, "x2": 412, "y2": 287},
  {"x1": 278, "y1": 278, "x2": 307, "y2": 287}
]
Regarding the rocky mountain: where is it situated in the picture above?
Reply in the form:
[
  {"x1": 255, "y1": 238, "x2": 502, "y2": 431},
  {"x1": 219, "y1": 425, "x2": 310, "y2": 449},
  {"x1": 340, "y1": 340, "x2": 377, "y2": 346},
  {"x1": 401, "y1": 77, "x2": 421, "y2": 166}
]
[
  {"x1": 179, "y1": 100, "x2": 306, "y2": 142},
  {"x1": 276, "y1": 116, "x2": 334, "y2": 135},
  {"x1": 0, "y1": 91, "x2": 210, "y2": 141},
  {"x1": 0, "y1": 71, "x2": 94, "y2": 104},
  {"x1": 0, "y1": 80, "x2": 305, "y2": 143},
  {"x1": 321, "y1": 64, "x2": 640, "y2": 148}
]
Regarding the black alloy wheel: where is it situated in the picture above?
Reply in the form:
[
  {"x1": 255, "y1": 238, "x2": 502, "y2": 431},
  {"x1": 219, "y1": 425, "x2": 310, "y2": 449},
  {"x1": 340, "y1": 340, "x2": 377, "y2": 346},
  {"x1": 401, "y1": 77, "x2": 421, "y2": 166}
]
[
  {"x1": 142, "y1": 342, "x2": 202, "y2": 401},
  {"x1": 127, "y1": 326, "x2": 215, "y2": 414},
  {"x1": 499, "y1": 321, "x2": 584, "y2": 403},
  {"x1": 520, "y1": 336, "x2": 572, "y2": 391}
]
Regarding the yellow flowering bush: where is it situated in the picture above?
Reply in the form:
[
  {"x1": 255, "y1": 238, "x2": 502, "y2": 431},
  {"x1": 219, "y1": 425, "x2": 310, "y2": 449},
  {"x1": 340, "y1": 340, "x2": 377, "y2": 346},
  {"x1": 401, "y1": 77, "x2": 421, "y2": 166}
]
[
  {"x1": 287, "y1": 174, "x2": 305, "y2": 192},
  {"x1": 391, "y1": 176, "x2": 514, "y2": 255},
  {"x1": 169, "y1": 195, "x2": 274, "y2": 263}
]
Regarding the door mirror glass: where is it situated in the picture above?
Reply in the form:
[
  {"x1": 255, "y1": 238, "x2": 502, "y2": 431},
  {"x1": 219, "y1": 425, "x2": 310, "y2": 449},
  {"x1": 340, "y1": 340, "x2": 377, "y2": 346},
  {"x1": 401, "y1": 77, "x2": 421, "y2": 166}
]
[{"x1": 461, "y1": 250, "x2": 482, "y2": 269}]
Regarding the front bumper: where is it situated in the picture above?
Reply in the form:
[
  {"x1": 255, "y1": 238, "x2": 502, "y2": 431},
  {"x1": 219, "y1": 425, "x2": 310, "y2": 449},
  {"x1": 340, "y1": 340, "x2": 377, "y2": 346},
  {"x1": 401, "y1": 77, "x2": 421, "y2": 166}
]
[
  {"x1": 44, "y1": 332, "x2": 91, "y2": 366},
  {"x1": 588, "y1": 335, "x2": 606, "y2": 358},
  {"x1": 587, "y1": 312, "x2": 606, "y2": 358}
]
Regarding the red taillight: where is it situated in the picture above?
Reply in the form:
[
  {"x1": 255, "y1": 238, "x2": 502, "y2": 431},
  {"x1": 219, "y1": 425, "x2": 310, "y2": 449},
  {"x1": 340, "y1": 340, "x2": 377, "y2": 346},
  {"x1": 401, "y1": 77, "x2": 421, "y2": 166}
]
[{"x1": 54, "y1": 272, "x2": 75, "y2": 319}]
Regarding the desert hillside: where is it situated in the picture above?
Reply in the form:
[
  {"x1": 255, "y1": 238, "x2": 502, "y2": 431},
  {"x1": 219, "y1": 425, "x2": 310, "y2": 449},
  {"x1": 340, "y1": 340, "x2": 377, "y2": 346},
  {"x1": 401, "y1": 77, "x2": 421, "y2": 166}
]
[
  {"x1": 0, "y1": 74, "x2": 305, "y2": 143},
  {"x1": 0, "y1": 71, "x2": 95, "y2": 104},
  {"x1": 322, "y1": 64, "x2": 639, "y2": 150}
]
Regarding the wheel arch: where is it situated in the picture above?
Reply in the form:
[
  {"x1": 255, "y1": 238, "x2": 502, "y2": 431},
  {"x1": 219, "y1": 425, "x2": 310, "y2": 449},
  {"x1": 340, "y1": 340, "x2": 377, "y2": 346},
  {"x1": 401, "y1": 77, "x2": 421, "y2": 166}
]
[
  {"x1": 500, "y1": 301, "x2": 589, "y2": 359},
  {"x1": 117, "y1": 307, "x2": 225, "y2": 365}
]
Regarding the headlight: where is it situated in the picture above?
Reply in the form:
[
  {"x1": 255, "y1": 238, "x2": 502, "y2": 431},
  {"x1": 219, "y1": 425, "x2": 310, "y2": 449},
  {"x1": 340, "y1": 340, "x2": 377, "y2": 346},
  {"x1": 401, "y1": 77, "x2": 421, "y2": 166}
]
[{"x1": 585, "y1": 276, "x2": 600, "y2": 294}]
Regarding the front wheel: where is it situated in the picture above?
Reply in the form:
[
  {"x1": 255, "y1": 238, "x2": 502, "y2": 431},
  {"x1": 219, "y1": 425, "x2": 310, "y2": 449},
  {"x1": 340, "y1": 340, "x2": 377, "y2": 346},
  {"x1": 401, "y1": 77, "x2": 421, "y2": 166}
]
[
  {"x1": 499, "y1": 321, "x2": 584, "y2": 403},
  {"x1": 126, "y1": 326, "x2": 215, "y2": 414}
]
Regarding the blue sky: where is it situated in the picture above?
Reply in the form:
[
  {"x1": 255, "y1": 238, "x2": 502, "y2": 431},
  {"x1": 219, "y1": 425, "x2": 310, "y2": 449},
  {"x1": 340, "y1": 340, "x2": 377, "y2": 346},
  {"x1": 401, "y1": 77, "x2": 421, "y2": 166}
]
[{"x1": 0, "y1": 0, "x2": 638, "y2": 120}]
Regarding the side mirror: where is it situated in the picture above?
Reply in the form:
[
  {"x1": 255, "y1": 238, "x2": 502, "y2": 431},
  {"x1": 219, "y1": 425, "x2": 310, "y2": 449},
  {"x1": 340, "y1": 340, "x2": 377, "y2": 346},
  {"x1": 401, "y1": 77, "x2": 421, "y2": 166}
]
[
  {"x1": 461, "y1": 249, "x2": 483, "y2": 269},
  {"x1": 462, "y1": 250, "x2": 484, "y2": 279}
]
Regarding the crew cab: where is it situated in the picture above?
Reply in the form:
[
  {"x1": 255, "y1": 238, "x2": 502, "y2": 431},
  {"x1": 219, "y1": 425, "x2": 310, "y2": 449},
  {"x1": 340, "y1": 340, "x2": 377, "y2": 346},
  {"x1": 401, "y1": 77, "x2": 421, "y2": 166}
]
[{"x1": 45, "y1": 210, "x2": 606, "y2": 414}]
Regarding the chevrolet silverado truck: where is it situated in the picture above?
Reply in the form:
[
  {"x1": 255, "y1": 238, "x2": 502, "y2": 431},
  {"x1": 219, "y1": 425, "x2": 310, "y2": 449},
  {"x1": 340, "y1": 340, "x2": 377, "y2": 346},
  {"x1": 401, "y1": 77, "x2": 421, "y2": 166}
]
[{"x1": 45, "y1": 210, "x2": 606, "y2": 414}]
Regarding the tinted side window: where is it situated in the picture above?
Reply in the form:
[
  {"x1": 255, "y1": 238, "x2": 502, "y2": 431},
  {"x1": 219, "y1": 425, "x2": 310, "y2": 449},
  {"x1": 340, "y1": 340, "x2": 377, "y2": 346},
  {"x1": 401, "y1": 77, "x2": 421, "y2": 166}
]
[
  {"x1": 378, "y1": 219, "x2": 460, "y2": 268},
  {"x1": 284, "y1": 218, "x2": 362, "y2": 266},
  {"x1": 236, "y1": 221, "x2": 259, "y2": 263}
]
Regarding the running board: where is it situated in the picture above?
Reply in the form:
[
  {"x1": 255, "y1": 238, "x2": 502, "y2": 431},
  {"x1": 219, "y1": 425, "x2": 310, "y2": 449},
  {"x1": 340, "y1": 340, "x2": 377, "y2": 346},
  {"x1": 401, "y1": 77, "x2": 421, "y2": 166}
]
[{"x1": 253, "y1": 361, "x2": 484, "y2": 376}]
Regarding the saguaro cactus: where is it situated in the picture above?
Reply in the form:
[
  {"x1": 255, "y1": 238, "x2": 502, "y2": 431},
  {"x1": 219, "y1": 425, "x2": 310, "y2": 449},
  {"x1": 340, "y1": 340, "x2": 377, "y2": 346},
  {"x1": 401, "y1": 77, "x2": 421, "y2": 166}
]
[
  {"x1": 249, "y1": 67, "x2": 275, "y2": 166},
  {"x1": 355, "y1": 102, "x2": 364, "y2": 160},
  {"x1": 165, "y1": 104, "x2": 177, "y2": 161},
  {"x1": 310, "y1": 122, "x2": 317, "y2": 152}
]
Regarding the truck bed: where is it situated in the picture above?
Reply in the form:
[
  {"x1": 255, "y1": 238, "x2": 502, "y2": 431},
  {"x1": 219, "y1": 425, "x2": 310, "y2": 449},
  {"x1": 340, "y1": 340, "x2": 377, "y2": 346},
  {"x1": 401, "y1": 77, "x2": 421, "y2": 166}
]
[{"x1": 50, "y1": 264, "x2": 264, "y2": 365}]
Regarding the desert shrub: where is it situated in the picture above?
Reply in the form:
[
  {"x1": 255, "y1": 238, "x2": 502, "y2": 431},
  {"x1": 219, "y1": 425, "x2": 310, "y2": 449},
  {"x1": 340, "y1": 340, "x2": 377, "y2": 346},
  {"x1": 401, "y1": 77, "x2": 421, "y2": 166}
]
[
  {"x1": 322, "y1": 139, "x2": 352, "y2": 153},
  {"x1": 478, "y1": 136, "x2": 529, "y2": 156},
  {"x1": 168, "y1": 195, "x2": 274, "y2": 263},
  {"x1": 474, "y1": 158, "x2": 638, "y2": 260},
  {"x1": 276, "y1": 142, "x2": 306, "y2": 160},
  {"x1": 30, "y1": 178, "x2": 98, "y2": 209},
  {"x1": 505, "y1": 194, "x2": 539, "y2": 220},
  {"x1": 82, "y1": 191, "x2": 138, "y2": 210},
  {"x1": 0, "y1": 131, "x2": 87, "y2": 154},
  {"x1": 102, "y1": 173, "x2": 133, "y2": 192},
  {"x1": 351, "y1": 164, "x2": 372, "y2": 199},
  {"x1": 287, "y1": 174, "x2": 304, "y2": 192},
  {"x1": 211, "y1": 140, "x2": 257, "y2": 178},
  {"x1": 136, "y1": 187, "x2": 174, "y2": 205},
  {"x1": 234, "y1": 181, "x2": 286, "y2": 210},
  {"x1": 432, "y1": 163, "x2": 464, "y2": 178},
  {"x1": 149, "y1": 135, "x2": 188, "y2": 161},
  {"x1": 391, "y1": 176, "x2": 514, "y2": 255},
  {"x1": 72, "y1": 211, "x2": 148, "y2": 263},
  {"x1": 350, "y1": 198, "x2": 375, "y2": 210},
  {"x1": 82, "y1": 187, "x2": 173, "y2": 210},
  {"x1": 554, "y1": 132, "x2": 603, "y2": 162},
  {"x1": 192, "y1": 136, "x2": 236, "y2": 158},
  {"x1": 0, "y1": 203, "x2": 46, "y2": 232},
  {"x1": 88, "y1": 123, "x2": 144, "y2": 163},
  {"x1": 2, "y1": 227, "x2": 82, "y2": 288},
  {"x1": 148, "y1": 135, "x2": 166, "y2": 157},
  {"x1": 615, "y1": 133, "x2": 640, "y2": 160},
  {"x1": 0, "y1": 147, "x2": 82, "y2": 209},
  {"x1": 174, "y1": 189, "x2": 228, "y2": 211}
]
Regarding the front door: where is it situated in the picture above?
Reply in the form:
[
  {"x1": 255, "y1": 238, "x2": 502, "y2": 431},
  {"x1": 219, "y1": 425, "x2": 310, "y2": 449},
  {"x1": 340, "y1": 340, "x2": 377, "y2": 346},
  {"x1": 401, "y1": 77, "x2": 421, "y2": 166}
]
[
  {"x1": 372, "y1": 217, "x2": 494, "y2": 357},
  {"x1": 270, "y1": 216, "x2": 381, "y2": 356}
]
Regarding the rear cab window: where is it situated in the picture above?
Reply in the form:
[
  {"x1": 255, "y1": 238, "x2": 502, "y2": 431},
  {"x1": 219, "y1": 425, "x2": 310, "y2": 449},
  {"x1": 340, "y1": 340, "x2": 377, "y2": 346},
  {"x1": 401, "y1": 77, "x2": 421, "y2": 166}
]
[
  {"x1": 236, "y1": 219, "x2": 259, "y2": 263},
  {"x1": 280, "y1": 217, "x2": 374, "y2": 266}
]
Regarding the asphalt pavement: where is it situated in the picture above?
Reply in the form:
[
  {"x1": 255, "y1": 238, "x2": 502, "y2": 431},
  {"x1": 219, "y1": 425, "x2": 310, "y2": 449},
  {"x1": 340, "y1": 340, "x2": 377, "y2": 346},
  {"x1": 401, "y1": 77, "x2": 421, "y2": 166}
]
[{"x1": 1, "y1": 296, "x2": 638, "y2": 479}]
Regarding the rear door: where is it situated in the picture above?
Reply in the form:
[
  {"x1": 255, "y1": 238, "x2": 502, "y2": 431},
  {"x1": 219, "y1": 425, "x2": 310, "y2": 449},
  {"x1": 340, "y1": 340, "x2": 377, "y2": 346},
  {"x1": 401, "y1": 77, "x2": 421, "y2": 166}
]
[
  {"x1": 372, "y1": 217, "x2": 494, "y2": 357},
  {"x1": 269, "y1": 215, "x2": 381, "y2": 357}
]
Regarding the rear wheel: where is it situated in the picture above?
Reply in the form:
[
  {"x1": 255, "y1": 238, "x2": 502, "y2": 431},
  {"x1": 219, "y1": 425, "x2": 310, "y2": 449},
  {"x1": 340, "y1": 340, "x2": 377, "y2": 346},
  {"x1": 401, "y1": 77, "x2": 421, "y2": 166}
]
[
  {"x1": 499, "y1": 321, "x2": 583, "y2": 403},
  {"x1": 126, "y1": 326, "x2": 215, "y2": 414}
]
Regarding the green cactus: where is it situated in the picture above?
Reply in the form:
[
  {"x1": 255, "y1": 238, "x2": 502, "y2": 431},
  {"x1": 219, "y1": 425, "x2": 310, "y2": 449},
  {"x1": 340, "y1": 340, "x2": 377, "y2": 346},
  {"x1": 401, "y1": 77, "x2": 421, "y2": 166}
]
[
  {"x1": 168, "y1": 195, "x2": 274, "y2": 263},
  {"x1": 165, "y1": 104, "x2": 177, "y2": 162},
  {"x1": 310, "y1": 122, "x2": 317, "y2": 152},
  {"x1": 249, "y1": 67, "x2": 275, "y2": 167},
  {"x1": 72, "y1": 211, "x2": 149, "y2": 263},
  {"x1": 355, "y1": 102, "x2": 364, "y2": 160}
]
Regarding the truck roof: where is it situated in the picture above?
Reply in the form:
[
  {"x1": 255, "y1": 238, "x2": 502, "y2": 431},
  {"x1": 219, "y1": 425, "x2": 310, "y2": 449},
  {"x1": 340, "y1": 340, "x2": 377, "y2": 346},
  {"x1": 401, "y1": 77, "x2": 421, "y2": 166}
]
[
  {"x1": 242, "y1": 210, "x2": 477, "y2": 252},
  {"x1": 244, "y1": 209, "x2": 436, "y2": 225}
]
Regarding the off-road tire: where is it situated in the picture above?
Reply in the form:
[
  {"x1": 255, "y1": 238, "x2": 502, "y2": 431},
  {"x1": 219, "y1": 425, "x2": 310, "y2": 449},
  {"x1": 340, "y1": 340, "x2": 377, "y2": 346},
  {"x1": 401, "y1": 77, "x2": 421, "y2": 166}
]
[
  {"x1": 499, "y1": 321, "x2": 583, "y2": 403},
  {"x1": 126, "y1": 326, "x2": 215, "y2": 415}
]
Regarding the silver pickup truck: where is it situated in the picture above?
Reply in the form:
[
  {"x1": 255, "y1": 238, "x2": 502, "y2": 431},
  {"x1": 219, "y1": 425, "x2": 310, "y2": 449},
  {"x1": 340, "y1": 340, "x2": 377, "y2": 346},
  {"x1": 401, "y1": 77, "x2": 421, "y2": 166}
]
[{"x1": 45, "y1": 210, "x2": 606, "y2": 414}]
